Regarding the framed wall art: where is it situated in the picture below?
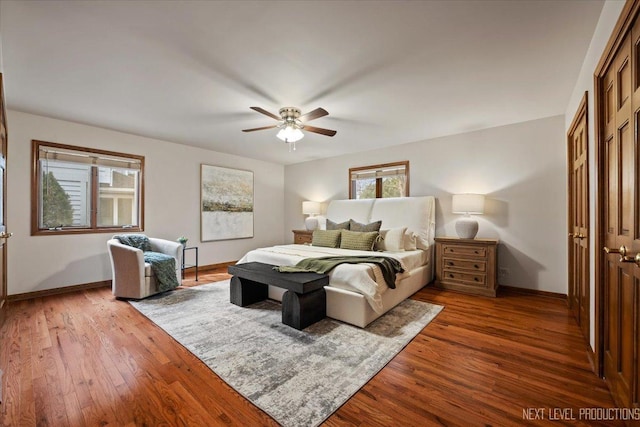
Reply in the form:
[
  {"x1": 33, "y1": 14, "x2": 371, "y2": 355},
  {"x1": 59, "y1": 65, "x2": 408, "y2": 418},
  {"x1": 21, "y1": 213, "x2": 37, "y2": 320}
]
[{"x1": 200, "y1": 164, "x2": 254, "y2": 241}]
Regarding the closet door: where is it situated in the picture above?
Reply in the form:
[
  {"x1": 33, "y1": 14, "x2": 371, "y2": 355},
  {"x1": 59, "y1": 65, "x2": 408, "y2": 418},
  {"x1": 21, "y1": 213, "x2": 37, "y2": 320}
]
[
  {"x1": 568, "y1": 93, "x2": 589, "y2": 342},
  {"x1": 602, "y1": 25, "x2": 640, "y2": 408},
  {"x1": 0, "y1": 74, "x2": 9, "y2": 329}
]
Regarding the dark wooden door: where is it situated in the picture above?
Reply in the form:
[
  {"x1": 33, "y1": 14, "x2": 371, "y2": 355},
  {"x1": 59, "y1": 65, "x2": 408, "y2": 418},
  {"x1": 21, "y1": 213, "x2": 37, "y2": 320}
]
[
  {"x1": 0, "y1": 73, "x2": 8, "y2": 329},
  {"x1": 568, "y1": 93, "x2": 589, "y2": 343}
]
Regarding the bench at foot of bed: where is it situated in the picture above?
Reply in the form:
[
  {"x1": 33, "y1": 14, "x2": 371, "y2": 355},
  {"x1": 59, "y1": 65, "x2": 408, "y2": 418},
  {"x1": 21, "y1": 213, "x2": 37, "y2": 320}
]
[{"x1": 228, "y1": 262, "x2": 329, "y2": 330}]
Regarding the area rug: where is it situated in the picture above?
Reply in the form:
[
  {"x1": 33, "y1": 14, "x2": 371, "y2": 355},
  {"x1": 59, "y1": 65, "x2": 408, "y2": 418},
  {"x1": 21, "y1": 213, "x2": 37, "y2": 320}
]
[{"x1": 130, "y1": 280, "x2": 443, "y2": 427}]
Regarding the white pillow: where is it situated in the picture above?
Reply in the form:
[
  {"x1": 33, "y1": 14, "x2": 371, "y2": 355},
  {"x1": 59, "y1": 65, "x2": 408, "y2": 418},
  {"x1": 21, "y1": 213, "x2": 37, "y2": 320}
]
[
  {"x1": 404, "y1": 230, "x2": 417, "y2": 250},
  {"x1": 376, "y1": 227, "x2": 407, "y2": 252}
]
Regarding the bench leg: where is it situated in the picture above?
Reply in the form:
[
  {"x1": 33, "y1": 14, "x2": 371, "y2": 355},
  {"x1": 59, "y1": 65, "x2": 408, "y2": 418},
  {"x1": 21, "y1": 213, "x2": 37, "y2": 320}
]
[
  {"x1": 282, "y1": 288, "x2": 326, "y2": 330},
  {"x1": 230, "y1": 276, "x2": 268, "y2": 307}
]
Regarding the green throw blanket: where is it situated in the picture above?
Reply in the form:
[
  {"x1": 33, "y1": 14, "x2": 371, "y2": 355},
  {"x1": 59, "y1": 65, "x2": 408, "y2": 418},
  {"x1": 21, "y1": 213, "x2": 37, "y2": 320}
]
[
  {"x1": 276, "y1": 256, "x2": 404, "y2": 289},
  {"x1": 115, "y1": 234, "x2": 151, "y2": 251},
  {"x1": 114, "y1": 234, "x2": 179, "y2": 292}
]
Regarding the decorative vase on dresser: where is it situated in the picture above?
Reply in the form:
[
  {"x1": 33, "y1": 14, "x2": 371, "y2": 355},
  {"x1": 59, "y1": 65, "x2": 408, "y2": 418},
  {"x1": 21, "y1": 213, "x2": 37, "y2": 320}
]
[{"x1": 434, "y1": 237, "x2": 499, "y2": 297}]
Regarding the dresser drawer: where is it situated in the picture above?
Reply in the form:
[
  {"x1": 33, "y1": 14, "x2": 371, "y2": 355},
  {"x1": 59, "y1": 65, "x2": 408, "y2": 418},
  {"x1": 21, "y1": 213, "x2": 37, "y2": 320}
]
[
  {"x1": 442, "y1": 270, "x2": 486, "y2": 287},
  {"x1": 294, "y1": 234, "x2": 312, "y2": 244},
  {"x1": 442, "y1": 244, "x2": 486, "y2": 258},
  {"x1": 293, "y1": 230, "x2": 313, "y2": 245},
  {"x1": 442, "y1": 258, "x2": 486, "y2": 272}
]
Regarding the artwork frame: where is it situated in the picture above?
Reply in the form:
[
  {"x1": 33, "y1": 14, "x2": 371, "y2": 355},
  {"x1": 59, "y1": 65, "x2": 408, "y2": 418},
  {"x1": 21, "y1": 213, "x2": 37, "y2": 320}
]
[{"x1": 200, "y1": 164, "x2": 254, "y2": 242}]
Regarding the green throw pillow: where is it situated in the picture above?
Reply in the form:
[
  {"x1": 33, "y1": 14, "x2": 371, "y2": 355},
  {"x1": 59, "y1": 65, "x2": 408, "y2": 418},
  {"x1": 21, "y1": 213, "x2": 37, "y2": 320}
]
[
  {"x1": 326, "y1": 219, "x2": 350, "y2": 230},
  {"x1": 349, "y1": 219, "x2": 382, "y2": 232},
  {"x1": 340, "y1": 230, "x2": 379, "y2": 251},
  {"x1": 312, "y1": 230, "x2": 342, "y2": 248}
]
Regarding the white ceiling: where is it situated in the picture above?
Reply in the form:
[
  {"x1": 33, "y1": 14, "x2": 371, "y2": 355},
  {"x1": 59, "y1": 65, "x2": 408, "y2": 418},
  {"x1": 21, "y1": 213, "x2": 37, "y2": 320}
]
[{"x1": 0, "y1": 0, "x2": 604, "y2": 165}]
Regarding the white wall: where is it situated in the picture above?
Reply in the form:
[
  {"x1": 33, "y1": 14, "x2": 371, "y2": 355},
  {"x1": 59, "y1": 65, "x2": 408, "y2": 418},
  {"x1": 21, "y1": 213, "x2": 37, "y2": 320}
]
[
  {"x1": 564, "y1": 0, "x2": 625, "y2": 350},
  {"x1": 284, "y1": 115, "x2": 567, "y2": 294},
  {"x1": 7, "y1": 110, "x2": 285, "y2": 295}
]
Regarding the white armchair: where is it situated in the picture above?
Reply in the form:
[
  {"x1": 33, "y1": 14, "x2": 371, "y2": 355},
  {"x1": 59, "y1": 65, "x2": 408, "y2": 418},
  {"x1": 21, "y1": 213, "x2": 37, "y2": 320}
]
[{"x1": 107, "y1": 237, "x2": 183, "y2": 299}]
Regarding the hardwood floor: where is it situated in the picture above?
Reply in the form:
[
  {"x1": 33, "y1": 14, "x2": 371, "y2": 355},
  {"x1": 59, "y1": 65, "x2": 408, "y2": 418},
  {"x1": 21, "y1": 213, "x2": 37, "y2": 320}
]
[{"x1": 0, "y1": 269, "x2": 620, "y2": 426}]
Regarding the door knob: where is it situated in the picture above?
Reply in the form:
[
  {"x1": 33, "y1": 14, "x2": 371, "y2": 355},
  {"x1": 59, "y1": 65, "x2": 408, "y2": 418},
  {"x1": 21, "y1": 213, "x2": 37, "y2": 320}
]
[
  {"x1": 577, "y1": 233, "x2": 586, "y2": 239},
  {"x1": 620, "y1": 253, "x2": 640, "y2": 267},
  {"x1": 0, "y1": 232, "x2": 13, "y2": 239},
  {"x1": 604, "y1": 245, "x2": 627, "y2": 256}
]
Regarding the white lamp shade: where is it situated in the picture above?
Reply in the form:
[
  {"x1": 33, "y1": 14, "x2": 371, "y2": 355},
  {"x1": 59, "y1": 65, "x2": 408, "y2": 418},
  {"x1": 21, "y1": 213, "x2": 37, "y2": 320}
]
[
  {"x1": 452, "y1": 194, "x2": 485, "y2": 214},
  {"x1": 302, "y1": 201, "x2": 321, "y2": 215},
  {"x1": 277, "y1": 126, "x2": 304, "y2": 143}
]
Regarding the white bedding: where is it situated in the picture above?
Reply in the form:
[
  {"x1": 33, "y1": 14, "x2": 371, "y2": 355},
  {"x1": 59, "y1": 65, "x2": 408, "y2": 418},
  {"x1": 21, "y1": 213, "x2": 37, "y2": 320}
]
[{"x1": 236, "y1": 244, "x2": 429, "y2": 313}]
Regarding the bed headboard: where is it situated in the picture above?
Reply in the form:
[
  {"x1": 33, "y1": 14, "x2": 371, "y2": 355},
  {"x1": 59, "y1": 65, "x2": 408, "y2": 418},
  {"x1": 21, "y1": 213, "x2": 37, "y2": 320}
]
[{"x1": 324, "y1": 196, "x2": 436, "y2": 248}]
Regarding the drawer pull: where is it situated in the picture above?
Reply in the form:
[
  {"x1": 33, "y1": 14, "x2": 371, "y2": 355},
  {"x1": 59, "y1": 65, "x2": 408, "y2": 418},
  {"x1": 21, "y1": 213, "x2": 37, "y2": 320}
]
[
  {"x1": 474, "y1": 264, "x2": 479, "y2": 269},
  {"x1": 449, "y1": 273, "x2": 454, "y2": 278},
  {"x1": 474, "y1": 250, "x2": 479, "y2": 254},
  {"x1": 474, "y1": 277, "x2": 479, "y2": 282},
  {"x1": 447, "y1": 261, "x2": 454, "y2": 266}
]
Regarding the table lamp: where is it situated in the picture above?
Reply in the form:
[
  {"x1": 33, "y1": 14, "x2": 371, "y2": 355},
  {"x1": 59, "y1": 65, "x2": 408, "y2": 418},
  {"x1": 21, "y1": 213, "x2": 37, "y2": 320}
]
[
  {"x1": 452, "y1": 194, "x2": 485, "y2": 239},
  {"x1": 302, "y1": 201, "x2": 321, "y2": 230}
]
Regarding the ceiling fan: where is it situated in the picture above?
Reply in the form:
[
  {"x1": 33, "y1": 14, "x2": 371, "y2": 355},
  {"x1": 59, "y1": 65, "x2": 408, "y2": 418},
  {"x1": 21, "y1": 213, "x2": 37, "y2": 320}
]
[{"x1": 242, "y1": 106, "x2": 337, "y2": 151}]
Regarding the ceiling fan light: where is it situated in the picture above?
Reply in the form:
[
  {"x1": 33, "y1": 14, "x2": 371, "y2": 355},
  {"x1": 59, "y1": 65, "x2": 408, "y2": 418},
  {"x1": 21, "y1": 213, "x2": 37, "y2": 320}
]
[
  {"x1": 244, "y1": 106, "x2": 334, "y2": 149},
  {"x1": 276, "y1": 127, "x2": 288, "y2": 141},
  {"x1": 277, "y1": 125, "x2": 304, "y2": 143},
  {"x1": 290, "y1": 127, "x2": 304, "y2": 142}
]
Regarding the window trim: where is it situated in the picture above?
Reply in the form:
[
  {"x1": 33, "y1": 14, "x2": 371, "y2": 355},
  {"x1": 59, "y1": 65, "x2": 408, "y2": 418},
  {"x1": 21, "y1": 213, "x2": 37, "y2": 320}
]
[
  {"x1": 348, "y1": 160, "x2": 410, "y2": 199},
  {"x1": 31, "y1": 140, "x2": 145, "y2": 236}
]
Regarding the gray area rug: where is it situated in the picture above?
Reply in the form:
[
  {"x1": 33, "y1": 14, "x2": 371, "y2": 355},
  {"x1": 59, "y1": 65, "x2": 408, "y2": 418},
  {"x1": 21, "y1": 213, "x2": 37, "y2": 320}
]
[{"x1": 130, "y1": 280, "x2": 443, "y2": 427}]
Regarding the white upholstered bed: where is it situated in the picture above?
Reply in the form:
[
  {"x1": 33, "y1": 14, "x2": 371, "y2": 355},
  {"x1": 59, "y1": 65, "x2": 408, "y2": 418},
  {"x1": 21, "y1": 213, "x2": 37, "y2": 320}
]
[{"x1": 237, "y1": 196, "x2": 436, "y2": 327}]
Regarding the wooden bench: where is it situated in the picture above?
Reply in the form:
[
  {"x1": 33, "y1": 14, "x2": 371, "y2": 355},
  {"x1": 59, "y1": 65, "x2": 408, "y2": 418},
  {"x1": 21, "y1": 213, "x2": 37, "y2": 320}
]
[{"x1": 228, "y1": 262, "x2": 329, "y2": 330}]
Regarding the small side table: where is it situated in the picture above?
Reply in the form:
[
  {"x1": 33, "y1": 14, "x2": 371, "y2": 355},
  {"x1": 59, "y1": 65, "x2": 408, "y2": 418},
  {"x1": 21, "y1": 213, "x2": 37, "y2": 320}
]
[
  {"x1": 434, "y1": 237, "x2": 498, "y2": 297},
  {"x1": 292, "y1": 229, "x2": 313, "y2": 244},
  {"x1": 182, "y1": 246, "x2": 199, "y2": 281}
]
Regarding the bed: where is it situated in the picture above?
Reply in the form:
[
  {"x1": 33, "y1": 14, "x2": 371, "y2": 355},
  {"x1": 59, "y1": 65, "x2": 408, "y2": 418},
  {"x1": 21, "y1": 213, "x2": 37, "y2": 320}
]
[{"x1": 236, "y1": 196, "x2": 436, "y2": 327}]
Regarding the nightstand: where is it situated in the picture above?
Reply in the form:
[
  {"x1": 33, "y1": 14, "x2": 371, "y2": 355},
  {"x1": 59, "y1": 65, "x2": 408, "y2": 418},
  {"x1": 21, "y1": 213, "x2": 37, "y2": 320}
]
[
  {"x1": 292, "y1": 229, "x2": 313, "y2": 245},
  {"x1": 434, "y1": 237, "x2": 498, "y2": 297}
]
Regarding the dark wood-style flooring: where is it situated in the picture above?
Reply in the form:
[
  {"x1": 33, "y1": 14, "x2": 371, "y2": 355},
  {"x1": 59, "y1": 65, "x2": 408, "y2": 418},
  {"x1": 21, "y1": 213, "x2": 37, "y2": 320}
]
[{"x1": 0, "y1": 268, "x2": 621, "y2": 426}]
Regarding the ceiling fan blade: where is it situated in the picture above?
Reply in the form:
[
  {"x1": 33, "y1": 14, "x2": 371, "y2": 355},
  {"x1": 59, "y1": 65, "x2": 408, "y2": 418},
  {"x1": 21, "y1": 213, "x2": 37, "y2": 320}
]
[
  {"x1": 250, "y1": 106, "x2": 280, "y2": 121},
  {"x1": 299, "y1": 107, "x2": 329, "y2": 122},
  {"x1": 303, "y1": 125, "x2": 337, "y2": 137},
  {"x1": 242, "y1": 125, "x2": 278, "y2": 132}
]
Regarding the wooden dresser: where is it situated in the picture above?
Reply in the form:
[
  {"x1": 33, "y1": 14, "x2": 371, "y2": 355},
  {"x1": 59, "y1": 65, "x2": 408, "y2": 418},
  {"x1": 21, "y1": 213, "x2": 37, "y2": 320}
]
[
  {"x1": 292, "y1": 229, "x2": 313, "y2": 244},
  {"x1": 434, "y1": 237, "x2": 499, "y2": 297}
]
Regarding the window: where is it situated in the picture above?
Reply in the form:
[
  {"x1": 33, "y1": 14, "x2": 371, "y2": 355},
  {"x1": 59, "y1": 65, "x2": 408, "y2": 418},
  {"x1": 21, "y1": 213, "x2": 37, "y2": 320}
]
[
  {"x1": 32, "y1": 140, "x2": 144, "y2": 235},
  {"x1": 349, "y1": 161, "x2": 409, "y2": 199}
]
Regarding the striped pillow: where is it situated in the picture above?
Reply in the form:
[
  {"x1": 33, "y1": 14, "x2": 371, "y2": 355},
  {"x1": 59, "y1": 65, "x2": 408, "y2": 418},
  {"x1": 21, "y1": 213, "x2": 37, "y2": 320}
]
[
  {"x1": 340, "y1": 230, "x2": 379, "y2": 251},
  {"x1": 312, "y1": 230, "x2": 342, "y2": 248}
]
